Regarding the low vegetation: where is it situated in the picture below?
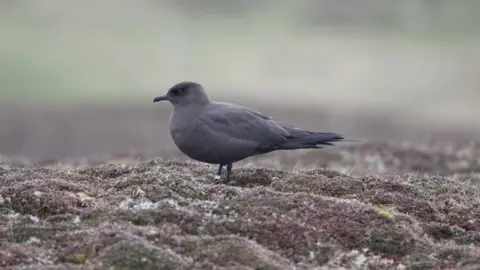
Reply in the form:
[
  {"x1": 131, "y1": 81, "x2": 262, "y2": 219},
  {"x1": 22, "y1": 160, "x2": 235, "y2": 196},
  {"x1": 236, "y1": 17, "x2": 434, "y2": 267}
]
[{"x1": 1, "y1": 141, "x2": 480, "y2": 269}]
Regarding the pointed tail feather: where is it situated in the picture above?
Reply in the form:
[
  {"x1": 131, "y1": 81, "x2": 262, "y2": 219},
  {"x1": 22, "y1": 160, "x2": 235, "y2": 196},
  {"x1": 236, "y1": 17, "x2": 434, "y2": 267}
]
[{"x1": 280, "y1": 132, "x2": 345, "y2": 150}]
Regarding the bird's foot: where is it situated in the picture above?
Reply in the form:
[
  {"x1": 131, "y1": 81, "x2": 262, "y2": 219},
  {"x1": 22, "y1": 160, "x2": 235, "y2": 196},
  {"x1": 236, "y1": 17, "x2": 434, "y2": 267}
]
[
  {"x1": 223, "y1": 176, "x2": 231, "y2": 184},
  {"x1": 213, "y1": 175, "x2": 222, "y2": 184}
]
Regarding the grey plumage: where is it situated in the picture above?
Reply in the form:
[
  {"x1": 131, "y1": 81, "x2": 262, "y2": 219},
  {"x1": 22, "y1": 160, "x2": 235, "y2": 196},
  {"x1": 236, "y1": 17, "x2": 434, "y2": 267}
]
[{"x1": 154, "y1": 81, "x2": 345, "y2": 184}]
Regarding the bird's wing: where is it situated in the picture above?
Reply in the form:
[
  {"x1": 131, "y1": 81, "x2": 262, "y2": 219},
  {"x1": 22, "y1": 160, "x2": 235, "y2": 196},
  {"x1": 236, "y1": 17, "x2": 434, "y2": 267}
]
[{"x1": 200, "y1": 103, "x2": 290, "y2": 150}]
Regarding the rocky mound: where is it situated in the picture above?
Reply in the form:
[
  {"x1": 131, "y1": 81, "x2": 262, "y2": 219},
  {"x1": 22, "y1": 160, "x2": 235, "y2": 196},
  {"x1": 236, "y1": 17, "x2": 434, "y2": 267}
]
[{"x1": 1, "y1": 153, "x2": 480, "y2": 269}]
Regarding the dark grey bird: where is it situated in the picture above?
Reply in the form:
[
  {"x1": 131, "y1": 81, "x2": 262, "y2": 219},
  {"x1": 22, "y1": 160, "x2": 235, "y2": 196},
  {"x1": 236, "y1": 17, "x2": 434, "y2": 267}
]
[{"x1": 153, "y1": 81, "x2": 345, "y2": 184}]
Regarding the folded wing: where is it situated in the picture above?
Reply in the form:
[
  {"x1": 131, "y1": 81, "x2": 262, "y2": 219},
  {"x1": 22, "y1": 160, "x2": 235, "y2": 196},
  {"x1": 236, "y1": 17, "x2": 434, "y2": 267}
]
[
  {"x1": 200, "y1": 102, "x2": 344, "y2": 154},
  {"x1": 200, "y1": 103, "x2": 290, "y2": 153}
]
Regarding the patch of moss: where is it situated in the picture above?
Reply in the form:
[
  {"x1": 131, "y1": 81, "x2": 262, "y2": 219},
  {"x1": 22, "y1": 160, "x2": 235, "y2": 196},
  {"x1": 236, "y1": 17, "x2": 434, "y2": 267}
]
[{"x1": 1, "y1": 157, "x2": 480, "y2": 269}]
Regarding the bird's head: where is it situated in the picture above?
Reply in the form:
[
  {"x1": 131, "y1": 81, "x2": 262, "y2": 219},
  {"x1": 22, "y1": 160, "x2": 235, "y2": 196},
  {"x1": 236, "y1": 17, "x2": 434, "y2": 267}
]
[{"x1": 153, "y1": 81, "x2": 210, "y2": 107}]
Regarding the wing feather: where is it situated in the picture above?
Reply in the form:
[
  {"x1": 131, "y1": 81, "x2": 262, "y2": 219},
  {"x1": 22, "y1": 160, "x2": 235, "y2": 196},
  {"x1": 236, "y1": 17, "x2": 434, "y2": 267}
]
[{"x1": 199, "y1": 103, "x2": 289, "y2": 150}]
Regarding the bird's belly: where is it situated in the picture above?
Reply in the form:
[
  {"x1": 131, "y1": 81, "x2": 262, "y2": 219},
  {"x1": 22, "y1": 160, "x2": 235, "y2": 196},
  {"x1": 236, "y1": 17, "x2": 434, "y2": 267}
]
[
  {"x1": 175, "y1": 139, "x2": 220, "y2": 164},
  {"x1": 170, "y1": 128, "x2": 254, "y2": 164}
]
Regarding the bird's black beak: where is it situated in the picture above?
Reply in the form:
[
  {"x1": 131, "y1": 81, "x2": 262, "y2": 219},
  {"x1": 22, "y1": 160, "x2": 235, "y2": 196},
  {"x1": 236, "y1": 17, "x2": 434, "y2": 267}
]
[{"x1": 153, "y1": 94, "x2": 168, "y2": 103}]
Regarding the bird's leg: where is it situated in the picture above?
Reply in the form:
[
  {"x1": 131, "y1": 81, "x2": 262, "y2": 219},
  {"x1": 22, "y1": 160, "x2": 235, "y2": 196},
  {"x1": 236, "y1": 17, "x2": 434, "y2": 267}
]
[
  {"x1": 214, "y1": 164, "x2": 223, "y2": 184},
  {"x1": 224, "y1": 163, "x2": 233, "y2": 184}
]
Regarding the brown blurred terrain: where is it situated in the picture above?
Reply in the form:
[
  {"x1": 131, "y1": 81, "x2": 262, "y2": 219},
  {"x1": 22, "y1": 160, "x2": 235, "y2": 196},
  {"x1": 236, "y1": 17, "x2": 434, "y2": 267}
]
[{"x1": 1, "y1": 102, "x2": 479, "y2": 163}]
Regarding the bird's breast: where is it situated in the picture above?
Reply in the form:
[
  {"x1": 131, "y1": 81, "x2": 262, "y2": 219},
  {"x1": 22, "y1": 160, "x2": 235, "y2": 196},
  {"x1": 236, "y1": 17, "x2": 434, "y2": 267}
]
[{"x1": 169, "y1": 116, "x2": 216, "y2": 163}]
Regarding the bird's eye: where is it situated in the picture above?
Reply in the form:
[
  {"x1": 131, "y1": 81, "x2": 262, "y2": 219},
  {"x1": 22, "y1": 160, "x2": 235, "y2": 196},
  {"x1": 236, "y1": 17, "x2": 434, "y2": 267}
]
[{"x1": 171, "y1": 89, "x2": 181, "y2": 96}]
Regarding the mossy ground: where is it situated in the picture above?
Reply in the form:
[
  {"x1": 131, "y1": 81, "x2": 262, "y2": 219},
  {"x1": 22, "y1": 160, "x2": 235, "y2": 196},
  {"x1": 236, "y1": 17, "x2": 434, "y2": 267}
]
[{"x1": 1, "y1": 141, "x2": 480, "y2": 269}]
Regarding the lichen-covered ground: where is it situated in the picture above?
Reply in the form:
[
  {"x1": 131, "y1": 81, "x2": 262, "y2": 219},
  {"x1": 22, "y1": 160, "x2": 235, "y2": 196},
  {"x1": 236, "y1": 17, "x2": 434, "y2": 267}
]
[{"x1": 1, "y1": 140, "x2": 480, "y2": 270}]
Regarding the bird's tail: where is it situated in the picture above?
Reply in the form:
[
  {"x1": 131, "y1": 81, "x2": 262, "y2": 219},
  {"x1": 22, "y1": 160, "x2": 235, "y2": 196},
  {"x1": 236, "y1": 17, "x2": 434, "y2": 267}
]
[{"x1": 279, "y1": 131, "x2": 345, "y2": 150}]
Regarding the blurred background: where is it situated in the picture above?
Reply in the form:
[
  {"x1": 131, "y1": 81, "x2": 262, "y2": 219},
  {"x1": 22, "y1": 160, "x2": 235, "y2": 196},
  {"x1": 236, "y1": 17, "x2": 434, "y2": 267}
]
[{"x1": 0, "y1": 0, "x2": 479, "y2": 162}]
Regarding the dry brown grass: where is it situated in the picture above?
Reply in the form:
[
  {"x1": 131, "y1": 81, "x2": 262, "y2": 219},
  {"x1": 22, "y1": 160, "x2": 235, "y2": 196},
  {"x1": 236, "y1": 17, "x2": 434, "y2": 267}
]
[{"x1": 1, "y1": 141, "x2": 480, "y2": 269}]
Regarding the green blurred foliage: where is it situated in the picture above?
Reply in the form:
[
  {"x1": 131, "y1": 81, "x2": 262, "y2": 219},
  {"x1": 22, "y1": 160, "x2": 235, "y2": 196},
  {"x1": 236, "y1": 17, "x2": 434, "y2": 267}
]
[{"x1": 0, "y1": 0, "x2": 478, "y2": 124}]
